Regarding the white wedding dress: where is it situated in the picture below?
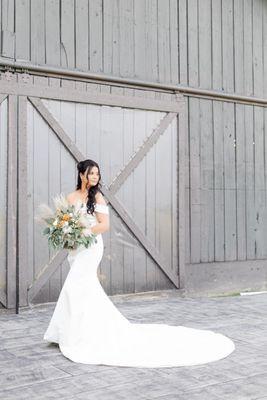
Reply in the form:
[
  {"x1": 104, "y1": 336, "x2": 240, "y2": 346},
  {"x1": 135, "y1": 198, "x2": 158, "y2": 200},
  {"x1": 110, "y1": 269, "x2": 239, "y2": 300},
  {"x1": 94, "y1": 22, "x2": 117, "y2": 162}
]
[{"x1": 43, "y1": 202, "x2": 235, "y2": 368}]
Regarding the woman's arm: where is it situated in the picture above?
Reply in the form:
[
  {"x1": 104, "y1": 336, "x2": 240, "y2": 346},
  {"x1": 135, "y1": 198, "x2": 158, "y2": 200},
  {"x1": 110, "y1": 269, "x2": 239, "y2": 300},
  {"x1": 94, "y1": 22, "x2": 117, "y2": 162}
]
[{"x1": 90, "y1": 193, "x2": 110, "y2": 235}]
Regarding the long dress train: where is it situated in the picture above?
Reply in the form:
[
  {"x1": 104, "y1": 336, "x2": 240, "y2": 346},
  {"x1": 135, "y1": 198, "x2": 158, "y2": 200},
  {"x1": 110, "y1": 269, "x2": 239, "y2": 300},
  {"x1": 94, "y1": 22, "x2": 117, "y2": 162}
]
[{"x1": 43, "y1": 202, "x2": 235, "y2": 368}]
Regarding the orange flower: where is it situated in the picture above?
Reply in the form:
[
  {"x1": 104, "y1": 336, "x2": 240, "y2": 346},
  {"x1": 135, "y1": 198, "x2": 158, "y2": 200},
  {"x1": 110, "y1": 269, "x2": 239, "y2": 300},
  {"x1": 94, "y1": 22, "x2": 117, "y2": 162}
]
[{"x1": 62, "y1": 214, "x2": 71, "y2": 221}]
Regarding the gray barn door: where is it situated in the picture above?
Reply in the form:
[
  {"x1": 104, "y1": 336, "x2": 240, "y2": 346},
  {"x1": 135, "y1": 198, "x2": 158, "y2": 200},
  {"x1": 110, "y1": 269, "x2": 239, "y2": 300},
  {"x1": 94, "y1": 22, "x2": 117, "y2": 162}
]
[
  {"x1": 24, "y1": 96, "x2": 180, "y2": 305},
  {"x1": 0, "y1": 71, "x2": 185, "y2": 309},
  {"x1": 21, "y1": 94, "x2": 182, "y2": 306}
]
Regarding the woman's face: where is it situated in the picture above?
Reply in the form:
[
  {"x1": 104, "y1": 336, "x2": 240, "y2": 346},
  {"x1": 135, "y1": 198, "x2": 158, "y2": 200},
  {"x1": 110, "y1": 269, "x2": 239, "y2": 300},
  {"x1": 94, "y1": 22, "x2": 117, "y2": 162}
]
[{"x1": 86, "y1": 166, "x2": 100, "y2": 188}]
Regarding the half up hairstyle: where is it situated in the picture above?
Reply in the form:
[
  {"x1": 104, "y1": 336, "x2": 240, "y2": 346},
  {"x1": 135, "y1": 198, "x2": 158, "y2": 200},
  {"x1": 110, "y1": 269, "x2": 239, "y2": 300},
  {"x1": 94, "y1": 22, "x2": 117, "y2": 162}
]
[{"x1": 76, "y1": 159, "x2": 102, "y2": 215}]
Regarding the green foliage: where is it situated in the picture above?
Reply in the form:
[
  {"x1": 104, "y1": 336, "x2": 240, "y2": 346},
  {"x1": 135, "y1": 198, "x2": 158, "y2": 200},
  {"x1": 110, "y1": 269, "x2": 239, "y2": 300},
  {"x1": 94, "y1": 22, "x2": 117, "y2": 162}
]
[{"x1": 41, "y1": 202, "x2": 98, "y2": 251}]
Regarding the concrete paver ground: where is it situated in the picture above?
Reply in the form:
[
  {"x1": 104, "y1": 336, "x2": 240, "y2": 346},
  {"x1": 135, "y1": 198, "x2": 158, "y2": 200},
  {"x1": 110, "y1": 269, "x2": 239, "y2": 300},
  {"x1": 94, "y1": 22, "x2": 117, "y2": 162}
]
[{"x1": 0, "y1": 289, "x2": 266, "y2": 400}]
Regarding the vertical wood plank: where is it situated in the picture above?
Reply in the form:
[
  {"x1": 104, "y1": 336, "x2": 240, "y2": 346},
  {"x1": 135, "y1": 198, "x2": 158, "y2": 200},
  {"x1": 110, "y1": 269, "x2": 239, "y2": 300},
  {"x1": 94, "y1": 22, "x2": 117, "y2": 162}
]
[
  {"x1": 189, "y1": 97, "x2": 201, "y2": 263},
  {"x1": 6, "y1": 95, "x2": 17, "y2": 308},
  {"x1": 222, "y1": 0, "x2": 234, "y2": 92},
  {"x1": 178, "y1": 0, "x2": 188, "y2": 85},
  {"x1": 110, "y1": 0, "x2": 120, "y2": 76},
  {"x1": 103, "y1": 0, "x2": 112, "y2": 75},
  {"x1": 200, "y1": 99, "x2": 214, "y2": 261},
  {"x1": 61, "y1": 0, "x2": 75, "y2": 69},
  {"x1": 252, "y1": 0, "x2": 263, "y2": 97},
  {"x1": 145, "y1": 0, "x2": 158, "y2": 81},
  {"x1": 211, "y1": 0, "x2": 223, "y2": 90},
  {"x1": 157, "y1": 0, "x2": 171, "y2": 83},
  {"x1": 264, "y1": 108, "x2": 267, "y2": 241},
  {"x1": 187, "y1": 0, "x2": 199, "y2": 87},
  {"x1": 119, "y1": 0, "x2": 134, "y2": 77},
  {"x1": 75, "y1": 0, "x2": 89, "y2": 70},
  {"x1": 0, "y1": 97, "x2": 8, "y2": 306},
  {"x1": 85, "y1": 104, "x2": 101, "y2": 164},
  {"x1": 18, "y1": 96, "x2": 28, "y2": 306},
  {"x1": 75, "y1": 93, "x2": 87, "y2": 155},
  {"x1": 243, "y1": 0, "x2": 253, "y2": 96},
  {"x1": 15, "y1": 0, "x2": 30, "y2": 61},
  {"x1": 31, "y1": 0, "x2": 45, "y2": 64},
  {"x1": 1, "y1": 0, "x2": 15, "y2": 58},
  {"x1": 245, "y1": 105, "x2": 255, "y2": 259},
  {"x1": 234, "y1": 0, "x2": 244, "y2": 94},
  {"x1": 254, "y1": 105, "x2": 265, "y2": 258},
  {"x1": 178, "y1": 100, "x2": 186, "y2": 288},
  {"x1": 184, "y1": 97, "x2": 190, "y2": 265},
  {"x1": 27, "y1": 101, "x2": 34, "y2": 304},
  {"x1": 213, "y1": 100, "x2": 225, "y2": 261},
  {"x1": 198, "y1": 0, "x2": 212, "y2": 88},
  {"x1": 89, "y1": 0, "x2": 103, "y2": 72},
  {"x1": 169, "y1": 0, "x2": 179, "y2": 84},
  {"x1": 235, "y1": 104, "x2": 246, "y2": 260},
  {"x1": 45, "y1": 0, "x2": 61, "y2": 66},
  {"x1": 134, "y1": 0, "x2": 146, "y2": 79},
  {"x1": 0, "y1": 0, "x2": 2, "y2": 55},
  {"x1": 264, "y1": 4, "x2": 267, "y2": 98},
  {"x1": 223, "y1": 102, "x2": 237, "y2": 260}
]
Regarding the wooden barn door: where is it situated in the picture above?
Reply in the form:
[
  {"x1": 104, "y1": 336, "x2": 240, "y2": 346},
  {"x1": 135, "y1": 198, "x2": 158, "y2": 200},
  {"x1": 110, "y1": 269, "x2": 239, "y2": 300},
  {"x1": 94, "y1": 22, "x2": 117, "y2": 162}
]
[
  {"x1": 25, "y1": 95, "x2": 184, "y2": 306},
  {"x1": 0, "y1": 77, "x2": 186, "y2": 308}
]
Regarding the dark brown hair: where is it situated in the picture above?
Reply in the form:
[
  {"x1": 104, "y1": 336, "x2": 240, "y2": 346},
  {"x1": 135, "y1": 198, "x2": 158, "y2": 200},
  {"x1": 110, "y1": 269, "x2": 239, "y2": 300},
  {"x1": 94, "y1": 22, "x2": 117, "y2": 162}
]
[{"x1": 76, "y1": 159, "x2": 102, "y2": 214}]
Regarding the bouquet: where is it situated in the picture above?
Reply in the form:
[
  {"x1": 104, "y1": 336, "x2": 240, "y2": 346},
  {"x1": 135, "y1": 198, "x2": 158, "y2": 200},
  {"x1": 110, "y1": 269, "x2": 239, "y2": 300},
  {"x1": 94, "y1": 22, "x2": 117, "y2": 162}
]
[{"x1": 35, "y1": 193, "x2": 97, "y2": 251}]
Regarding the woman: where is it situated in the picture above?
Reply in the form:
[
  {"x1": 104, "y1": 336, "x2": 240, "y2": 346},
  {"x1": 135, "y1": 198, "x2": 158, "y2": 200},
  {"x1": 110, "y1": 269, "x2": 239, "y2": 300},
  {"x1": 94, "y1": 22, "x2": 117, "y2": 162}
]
[{"x1": 43, "y1": 159, "x2": 235, "y2": 367}]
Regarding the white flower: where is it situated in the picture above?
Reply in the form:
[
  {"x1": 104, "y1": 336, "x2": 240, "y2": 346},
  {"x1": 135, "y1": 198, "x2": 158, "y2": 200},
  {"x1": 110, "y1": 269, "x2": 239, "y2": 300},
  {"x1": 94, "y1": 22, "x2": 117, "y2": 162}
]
[
  {"x1": 63, "y1": 226, "x2": 72, "y2": 234},
  {"x1": 53, "y1": 219, "x2": 58, "y2": 226},
  {"x1": 63, "y1": 221, "x2": 69, "y2": 226}
]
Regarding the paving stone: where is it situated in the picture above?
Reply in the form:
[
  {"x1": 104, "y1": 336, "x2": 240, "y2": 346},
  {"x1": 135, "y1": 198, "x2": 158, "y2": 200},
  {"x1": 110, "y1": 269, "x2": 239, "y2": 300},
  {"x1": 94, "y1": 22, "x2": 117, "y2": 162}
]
[
  {"x1": 0, "y1": 291, "x2": 266, "y2": 400},
  {"x1": 0, "y1": 365, "x2": 70, "y2": 391}
]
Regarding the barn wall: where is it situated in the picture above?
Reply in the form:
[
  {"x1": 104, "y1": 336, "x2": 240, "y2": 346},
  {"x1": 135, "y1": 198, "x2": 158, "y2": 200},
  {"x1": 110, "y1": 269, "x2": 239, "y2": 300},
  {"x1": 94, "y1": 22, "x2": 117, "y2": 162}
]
[
  {"x1": 184, "y1": 97, "x2": 267, "y2": 266},
  {"x1": 0, "y1": 0, "x2": 266, "y2": 303},
  {"x1": 0, "y1": 0, "x2": 266, "y2": 98}
]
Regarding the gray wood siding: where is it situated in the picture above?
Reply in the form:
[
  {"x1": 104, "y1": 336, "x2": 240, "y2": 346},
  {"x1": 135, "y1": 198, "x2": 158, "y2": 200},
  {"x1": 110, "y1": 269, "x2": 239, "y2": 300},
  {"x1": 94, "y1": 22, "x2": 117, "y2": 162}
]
[
  {"x1": 185, "y1": 97, "x2": 267, "y2": 264},
  {"x1": 0, "y1": 0, "x2": 266, "y2": 97}
]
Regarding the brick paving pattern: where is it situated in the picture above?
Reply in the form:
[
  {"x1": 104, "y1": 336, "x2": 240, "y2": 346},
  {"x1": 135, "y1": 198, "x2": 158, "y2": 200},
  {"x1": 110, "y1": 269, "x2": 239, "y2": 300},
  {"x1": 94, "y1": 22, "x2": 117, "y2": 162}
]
[{"x1": 0, "y1": 290, "x2": 266, "y2": 400}]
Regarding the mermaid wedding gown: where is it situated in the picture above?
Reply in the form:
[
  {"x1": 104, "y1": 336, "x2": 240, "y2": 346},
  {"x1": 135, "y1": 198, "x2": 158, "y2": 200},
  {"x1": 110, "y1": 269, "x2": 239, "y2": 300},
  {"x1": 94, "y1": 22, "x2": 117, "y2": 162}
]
[{"x1": 43, "y1": 202, "x2": 235, "y2": 368}]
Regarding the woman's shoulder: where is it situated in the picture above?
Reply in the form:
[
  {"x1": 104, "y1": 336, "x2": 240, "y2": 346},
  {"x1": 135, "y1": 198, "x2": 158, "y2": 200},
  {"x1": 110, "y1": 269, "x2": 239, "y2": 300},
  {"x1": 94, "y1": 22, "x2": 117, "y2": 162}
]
[
  {"x1": 95, "y1": 191, "x2": 107, "y2": 205},
  {"x1": 66, "y1": 191, "x2": 79, "y2": 204}
]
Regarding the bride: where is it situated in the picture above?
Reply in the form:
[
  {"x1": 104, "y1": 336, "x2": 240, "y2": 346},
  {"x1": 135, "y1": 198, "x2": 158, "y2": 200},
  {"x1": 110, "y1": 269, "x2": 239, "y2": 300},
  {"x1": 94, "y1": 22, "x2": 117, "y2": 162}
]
[{"x1": 43, "y1": 159, "x2": 235, "y2": 368}]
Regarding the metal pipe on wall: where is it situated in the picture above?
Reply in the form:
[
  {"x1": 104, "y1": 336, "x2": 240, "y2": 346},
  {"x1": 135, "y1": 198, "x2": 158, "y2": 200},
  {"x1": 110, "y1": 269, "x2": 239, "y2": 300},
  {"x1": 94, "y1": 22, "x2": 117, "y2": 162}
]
[{"x1": 0, "y1": 58, "x2": 266, "y2": 107}]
